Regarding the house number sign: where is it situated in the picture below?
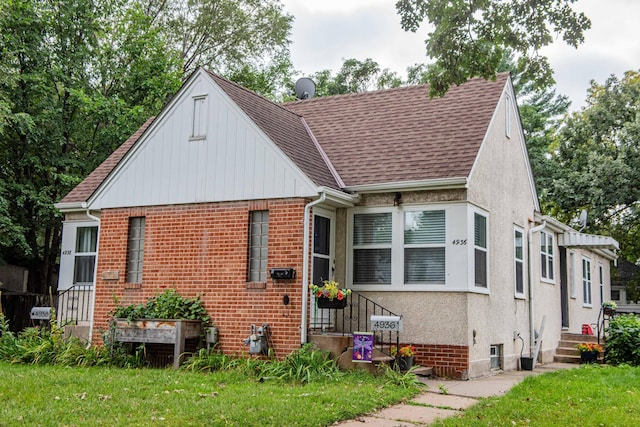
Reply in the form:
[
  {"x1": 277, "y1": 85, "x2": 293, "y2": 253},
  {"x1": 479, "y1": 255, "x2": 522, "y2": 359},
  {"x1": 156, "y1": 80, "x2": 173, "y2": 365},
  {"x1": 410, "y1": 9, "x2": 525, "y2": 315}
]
[{"x1": 370, "y1": 315, "x2": 402, "y2": 332}]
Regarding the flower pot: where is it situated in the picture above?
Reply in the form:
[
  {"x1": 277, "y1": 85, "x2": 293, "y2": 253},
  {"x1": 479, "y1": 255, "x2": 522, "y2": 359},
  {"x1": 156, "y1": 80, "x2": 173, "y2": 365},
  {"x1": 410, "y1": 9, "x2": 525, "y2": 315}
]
[
  {"x1": 396, "y1": 356, "x2": 414, "y2": 371},
  {"x1": 603, "y1": 307, "x2": 615, "y2": 316},
  {"x1": 580, "y1": 351, "x2": 599, "y2": 364},
  {"x1": 520, "y1": 357, "x2": 534, "y2": 371},
  {"x1": 316, "y1": 297, "x2": 347, "y2": 309}
]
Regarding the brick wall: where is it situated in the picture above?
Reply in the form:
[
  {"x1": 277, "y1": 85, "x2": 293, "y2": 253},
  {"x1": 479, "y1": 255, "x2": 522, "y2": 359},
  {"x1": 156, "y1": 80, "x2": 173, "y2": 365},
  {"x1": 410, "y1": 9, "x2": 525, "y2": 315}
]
[
  {"x1": 413, "y1": 344, "x2": 469, "y2": 379},
  {"x1": 93, "y1": 198, "x2": 308, "y2": 359}
]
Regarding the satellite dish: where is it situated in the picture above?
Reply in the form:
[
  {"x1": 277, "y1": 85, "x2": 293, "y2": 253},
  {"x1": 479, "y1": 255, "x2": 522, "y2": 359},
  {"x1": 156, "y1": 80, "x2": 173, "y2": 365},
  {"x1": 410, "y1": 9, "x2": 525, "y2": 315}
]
[
  {"x1": 578, "y1": 209, "x2": 588, "y2": 232},
  {"x1": 294, "y1": 77, "x2": 316, "y2": 100}
]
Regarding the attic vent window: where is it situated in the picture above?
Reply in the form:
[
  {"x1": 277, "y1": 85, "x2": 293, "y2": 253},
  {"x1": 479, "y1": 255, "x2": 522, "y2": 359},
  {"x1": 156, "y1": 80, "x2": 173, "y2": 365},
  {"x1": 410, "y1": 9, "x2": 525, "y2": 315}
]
[
  {"x1": 505, "y1": 93, "x2": 512, "y2": 139},
  {"x1": 190, "y1": 95, "x2": 207, "y2": 140}
]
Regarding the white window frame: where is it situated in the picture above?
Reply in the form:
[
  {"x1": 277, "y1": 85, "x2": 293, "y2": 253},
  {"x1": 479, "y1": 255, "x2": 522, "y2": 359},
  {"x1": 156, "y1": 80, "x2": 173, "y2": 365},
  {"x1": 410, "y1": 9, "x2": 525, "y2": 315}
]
[
  {"x1": 58, "y1": 221, "x2": 99, "y2": 291},
  {"x1": 473, "y1": 212, "x2": 488, "y2": 289},
  {"x1": 540, "y1": 231, "x2": 555, "y2": 283},
  {"x1": 569, "y1": 251, "x2": 577, "y2": 298},
  {"x1": 190, "y1": 94, "x2": 208, "y2": 140},
  {"x1": 505, "y1": 93, "x2": 512, "y2": 139},
  {"x1": 582, "y1": 257, "x2": 592, "y2": 307},
  {"x1": 73, "y1": 226, "x2": 98, "y2": 285},
  {"x1": 403, "y1": 209, "x2": 446, "y2": 285},
  {"x1": 599, "y1": 263, "x2": 604, "y2": 307},
  {"x1": 514, "y1": 226, "x2": 525, "y2": 298}
]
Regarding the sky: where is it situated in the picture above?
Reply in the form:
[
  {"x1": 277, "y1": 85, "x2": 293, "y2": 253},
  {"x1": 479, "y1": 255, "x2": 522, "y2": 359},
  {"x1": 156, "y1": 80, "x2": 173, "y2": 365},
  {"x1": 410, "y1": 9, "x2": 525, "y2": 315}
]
[{"x1": 280, "y1": 0, "x2": 640, "y2": 110}]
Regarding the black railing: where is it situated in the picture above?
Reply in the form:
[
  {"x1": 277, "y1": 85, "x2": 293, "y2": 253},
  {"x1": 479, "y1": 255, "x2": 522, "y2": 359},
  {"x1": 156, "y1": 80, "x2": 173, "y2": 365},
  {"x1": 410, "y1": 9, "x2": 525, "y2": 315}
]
[
  {"x1": 309, "y1": 291, "x2": 400, "y2": 356},
  {"x1": 57, "y1": 284, "x2": 93, "y2": 325}
]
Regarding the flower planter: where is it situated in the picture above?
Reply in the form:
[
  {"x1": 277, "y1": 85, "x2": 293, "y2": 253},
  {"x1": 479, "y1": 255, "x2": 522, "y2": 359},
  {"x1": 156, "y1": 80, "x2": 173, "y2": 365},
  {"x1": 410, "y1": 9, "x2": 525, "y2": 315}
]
[
  {"x1": 520, "y1": 357, "x2": 534, "y2": 371},
  {"x1": 580, "y1": 351, "x2": 599, "y2": 364},
  {"x1": 316, "y1": 297, "x2": 348, "y2": 309},
  {"x1": 603, "y1": 307, "x2": 615, "y2": 316},
  {"x1": 394, "y1": 356, "x2": 414, "y2": 371},
  {"x1": 110, "y1": 318, "x2": 202, "y2": 368}
]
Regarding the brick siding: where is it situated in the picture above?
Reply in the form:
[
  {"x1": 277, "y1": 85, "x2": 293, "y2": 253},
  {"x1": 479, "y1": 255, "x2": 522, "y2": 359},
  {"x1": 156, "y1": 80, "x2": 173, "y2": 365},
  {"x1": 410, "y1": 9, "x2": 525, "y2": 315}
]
[
  {"x1": 93, "y1": 198, "x2": 308, "y2": 358},
  {"x1": 413, "y1": 344, "x2": 469, "y2": 379}
]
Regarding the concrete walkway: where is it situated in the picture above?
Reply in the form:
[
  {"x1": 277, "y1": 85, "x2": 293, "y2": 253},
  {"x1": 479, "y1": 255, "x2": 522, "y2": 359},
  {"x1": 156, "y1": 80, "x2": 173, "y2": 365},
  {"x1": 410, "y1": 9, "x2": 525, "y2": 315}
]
[{"x1": 336, "y1": 363, "x2": 577, "y2": 426}]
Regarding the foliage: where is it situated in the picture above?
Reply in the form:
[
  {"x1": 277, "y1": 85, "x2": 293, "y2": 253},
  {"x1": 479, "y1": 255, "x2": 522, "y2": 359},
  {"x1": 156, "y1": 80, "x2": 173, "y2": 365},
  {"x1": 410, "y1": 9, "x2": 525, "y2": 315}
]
[
  {"x1": 431, "y1": 365, "x2": 640, "y2": 426},
  {"x1": 110, "y1": 288, "x2": 210, "y2": 326},
  {"x1": 396, "y1": 0, "x2": 591, "y2": 96},
  {"x1": 0, "y1": 362, "x2": 419, "y2": 427},
  {"x1": 605, "y1": 314, "x2": 640, "y2": 366},
  {"x1": 391, "y1": 344, "x2": 416, "y2": 357},
  {"x1": 576, "y1": 342, "x2": 603, "y2": 353},
  {"x1": 310, "y1": 58, "x2": 403, "y2": 97},
  {"x1": 602, "y1": 301, "x2": 618, "y2": 310},
  {"x1": 310, "y1": 280, "x2": 351, "y2": 301},
  {"x1": 381, "y1": 363, "x2": 426, "y2": 389}
]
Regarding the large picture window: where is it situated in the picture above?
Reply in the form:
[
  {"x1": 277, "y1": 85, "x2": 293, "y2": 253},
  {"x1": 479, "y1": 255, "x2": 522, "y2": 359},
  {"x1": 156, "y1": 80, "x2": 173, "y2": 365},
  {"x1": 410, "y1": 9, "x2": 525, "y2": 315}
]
[
  {"x1": 73, "y1": 226, "x2": 98, "y2": 284},
  {"x1": 540, "y1": 231, "x2": 554, "y2": 281},
  {"x1": 474, "y1": 213, "x2": 488, "y2": 288},
  {"x1": 404, "y1": 210, "x2": 445, "y2": 284},
  {"x1": 126, "y1": 217, "x2": 146, "y2": 283},
  {"x1": 248, "y1": 210, "x2": 269, "y2": 282}
]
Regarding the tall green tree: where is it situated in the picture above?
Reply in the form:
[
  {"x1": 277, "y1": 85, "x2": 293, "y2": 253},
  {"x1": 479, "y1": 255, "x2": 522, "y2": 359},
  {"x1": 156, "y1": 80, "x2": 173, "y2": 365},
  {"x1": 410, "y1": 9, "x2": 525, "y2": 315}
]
[
  {"x1": 396, "y1": 0, "x2": 591, "y2": 96},
  {"x1": 310, "y1": 58, "x2": 403, "y2": 97}
]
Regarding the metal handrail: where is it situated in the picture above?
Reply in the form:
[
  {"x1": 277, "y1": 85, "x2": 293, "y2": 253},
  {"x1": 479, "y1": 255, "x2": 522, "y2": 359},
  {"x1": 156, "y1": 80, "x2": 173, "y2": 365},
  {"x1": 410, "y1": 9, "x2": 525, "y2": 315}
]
[
  {"x1": 309, "y1": 291, "x2": 400, "y2": 357},
  {"x1": 56, "y1": 284, "x2": 93, "y2": 325}
]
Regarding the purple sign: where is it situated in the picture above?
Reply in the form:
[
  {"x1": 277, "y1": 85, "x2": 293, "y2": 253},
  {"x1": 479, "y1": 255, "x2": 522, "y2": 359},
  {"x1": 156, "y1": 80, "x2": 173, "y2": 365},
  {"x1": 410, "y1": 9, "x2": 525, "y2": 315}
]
[{"x1": 352, "y1": 332, "x2": 374, "y2": 363}]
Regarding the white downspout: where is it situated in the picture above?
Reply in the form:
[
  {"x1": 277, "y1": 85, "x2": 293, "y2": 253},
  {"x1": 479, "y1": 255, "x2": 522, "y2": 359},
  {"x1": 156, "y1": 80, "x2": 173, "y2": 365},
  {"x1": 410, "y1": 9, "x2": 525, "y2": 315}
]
[
  {"x1": 300, "y1": 193, "x2": 326, "y2": 345},
  {"x1": 528, "y1": 221, "x2": 546, "y2": 356},
  {"x1": 85, "y1": 209, "x2": 101, "y2": 347}
]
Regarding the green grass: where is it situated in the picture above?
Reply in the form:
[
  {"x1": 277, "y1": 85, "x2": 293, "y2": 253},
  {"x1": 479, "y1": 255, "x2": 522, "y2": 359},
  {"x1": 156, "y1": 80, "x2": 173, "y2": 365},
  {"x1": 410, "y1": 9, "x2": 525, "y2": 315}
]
[
  {"x1": 431, "y1": 365, "x2": 640, "y2": 426},
  {"x1": 0, "y1": 362, "x2": 419, "y2": 426}
]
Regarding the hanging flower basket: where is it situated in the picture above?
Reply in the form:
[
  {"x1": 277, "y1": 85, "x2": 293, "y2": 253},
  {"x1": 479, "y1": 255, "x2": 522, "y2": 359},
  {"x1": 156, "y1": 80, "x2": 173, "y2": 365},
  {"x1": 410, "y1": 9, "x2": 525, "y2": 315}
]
[{"x1": 316, "y1": 296, "x2": 348, "y2": 309}]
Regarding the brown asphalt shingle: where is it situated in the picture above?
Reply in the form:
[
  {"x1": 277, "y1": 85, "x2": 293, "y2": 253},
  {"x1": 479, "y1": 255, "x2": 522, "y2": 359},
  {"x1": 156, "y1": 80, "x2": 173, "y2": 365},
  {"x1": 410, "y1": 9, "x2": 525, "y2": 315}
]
[{"x1": 284, "y1": 73, "x2": 509, "y2": 187}]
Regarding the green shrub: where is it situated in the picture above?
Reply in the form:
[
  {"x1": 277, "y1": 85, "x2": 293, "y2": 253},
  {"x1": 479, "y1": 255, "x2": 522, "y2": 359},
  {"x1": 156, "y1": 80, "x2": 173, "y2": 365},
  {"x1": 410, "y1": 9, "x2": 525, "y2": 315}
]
[{"x1": 605, "y1": 314, "x2": 640, "y2": 366}]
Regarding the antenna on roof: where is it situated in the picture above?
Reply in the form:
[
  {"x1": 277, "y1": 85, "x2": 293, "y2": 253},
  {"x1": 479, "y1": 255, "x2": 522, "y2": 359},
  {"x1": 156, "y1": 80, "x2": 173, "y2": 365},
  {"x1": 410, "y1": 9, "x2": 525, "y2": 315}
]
[
  {"x1": 294, "y1": 77, "x2": 316, "y2": 100},
  {"x1": 578, "y1": 209, "x2": 588, "y2": 232}
]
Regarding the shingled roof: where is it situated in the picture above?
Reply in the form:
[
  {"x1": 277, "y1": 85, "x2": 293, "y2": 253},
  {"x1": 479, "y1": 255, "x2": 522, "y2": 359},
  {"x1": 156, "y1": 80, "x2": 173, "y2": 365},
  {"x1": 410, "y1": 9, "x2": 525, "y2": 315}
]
[
  {"x1": 58, "y1": 71, "x2": 509, "y2": 206},
  {"x1": 284, "y1": 73, "x2": 509, "y2": 188}
]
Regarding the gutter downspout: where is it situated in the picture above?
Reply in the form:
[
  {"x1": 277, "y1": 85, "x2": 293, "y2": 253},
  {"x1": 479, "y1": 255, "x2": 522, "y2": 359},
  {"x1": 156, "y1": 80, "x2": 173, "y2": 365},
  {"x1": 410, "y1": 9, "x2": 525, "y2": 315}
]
[
  {"x1": 528, "y1": 221, "x2": 546, "y2": 357},
  {"x1": 300, "y1": 193, "x2": 326, "y2": 345},
  {"x1": 85, "y1": 209, "x2": 101, "y2": 348}
]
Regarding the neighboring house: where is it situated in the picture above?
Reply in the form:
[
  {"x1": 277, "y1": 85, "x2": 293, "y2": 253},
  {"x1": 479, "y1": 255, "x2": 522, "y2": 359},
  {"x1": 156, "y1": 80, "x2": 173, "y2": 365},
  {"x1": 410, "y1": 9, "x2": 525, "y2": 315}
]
[
  {"x1": 611, "y1": 258, "x2": 640, "y2": 314},
  {"x1": 55, "y1": 68, "x2": 618, "y2": 379}
]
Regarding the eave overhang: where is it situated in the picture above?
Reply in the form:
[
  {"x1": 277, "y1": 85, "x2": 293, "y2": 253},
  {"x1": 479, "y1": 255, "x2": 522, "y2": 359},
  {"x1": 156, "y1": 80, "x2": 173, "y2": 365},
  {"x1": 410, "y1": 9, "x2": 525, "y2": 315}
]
[{"x1": 344, "y1": 177, "x2": 468, "y2": 194}]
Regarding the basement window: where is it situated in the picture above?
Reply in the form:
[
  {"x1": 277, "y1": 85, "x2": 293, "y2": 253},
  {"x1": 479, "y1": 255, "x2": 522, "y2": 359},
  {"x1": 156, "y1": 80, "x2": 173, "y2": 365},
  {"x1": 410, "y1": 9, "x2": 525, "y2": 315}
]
[{"x1": 490, "y1": 344, "x2": 503, "y2": 370}]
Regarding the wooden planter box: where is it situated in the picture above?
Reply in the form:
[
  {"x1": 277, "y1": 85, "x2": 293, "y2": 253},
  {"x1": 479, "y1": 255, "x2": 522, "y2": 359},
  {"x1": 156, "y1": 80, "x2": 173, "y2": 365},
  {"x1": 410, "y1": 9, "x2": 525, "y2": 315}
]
[{"x1": 110, "y1": 318, "x2": 202, "y2": 368}]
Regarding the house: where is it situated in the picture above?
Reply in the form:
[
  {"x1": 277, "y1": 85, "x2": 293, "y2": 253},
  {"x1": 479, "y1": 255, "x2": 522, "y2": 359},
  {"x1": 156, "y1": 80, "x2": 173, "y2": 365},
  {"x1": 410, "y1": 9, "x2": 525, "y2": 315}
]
[
  {"x1": 611, "y1": 259, "x2": 640, "y2": 314},
  {"x1": 54, "y1": 68, "x2": 618, "y2": 378}
]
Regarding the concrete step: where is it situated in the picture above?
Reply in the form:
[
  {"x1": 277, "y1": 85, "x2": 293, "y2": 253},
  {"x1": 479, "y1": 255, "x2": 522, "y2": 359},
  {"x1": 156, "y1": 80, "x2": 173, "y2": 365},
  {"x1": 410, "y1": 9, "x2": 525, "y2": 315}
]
[{"x1": 560, "y1": 332, "x2": 599, "y2": 343}]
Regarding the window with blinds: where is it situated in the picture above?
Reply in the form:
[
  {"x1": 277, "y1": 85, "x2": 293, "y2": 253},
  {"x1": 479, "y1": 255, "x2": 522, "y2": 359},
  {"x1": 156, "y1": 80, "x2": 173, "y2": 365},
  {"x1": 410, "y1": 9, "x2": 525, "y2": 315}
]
[
  {"x1": 514, "y1": 228, "x2": 524, "y2": 295},
  {"x1": 474, "y1": 213, "x2": 488, "y2": 287},
  {"x1": 353, "y1": 213, "x2": 391, "y2": 284},
  {"x1": 540, "y1": 231, "x2": 554, "y2": 281},
  {"x1": 404, "y1": 210, "x2": 445, "y2": 284}
]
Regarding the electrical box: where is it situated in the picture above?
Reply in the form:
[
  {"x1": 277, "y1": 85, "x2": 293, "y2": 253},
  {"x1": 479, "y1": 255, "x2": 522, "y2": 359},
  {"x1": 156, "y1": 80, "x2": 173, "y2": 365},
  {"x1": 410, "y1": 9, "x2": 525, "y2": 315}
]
[{"x1": 269, "y1": 268, "x2": 296, "y2": 280}]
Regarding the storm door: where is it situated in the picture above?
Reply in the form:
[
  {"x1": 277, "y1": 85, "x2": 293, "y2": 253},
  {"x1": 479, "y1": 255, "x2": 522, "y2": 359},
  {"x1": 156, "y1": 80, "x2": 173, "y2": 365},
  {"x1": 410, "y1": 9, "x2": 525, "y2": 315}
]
[{"x1": 310, "y1": 209, "x2": 335, "y2": 329}]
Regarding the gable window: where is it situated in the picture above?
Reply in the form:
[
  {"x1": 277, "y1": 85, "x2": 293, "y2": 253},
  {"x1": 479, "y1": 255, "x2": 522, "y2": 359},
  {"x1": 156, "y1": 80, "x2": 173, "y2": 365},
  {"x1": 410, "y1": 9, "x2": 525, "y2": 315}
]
[
  {"x1": 191, "y1": 95, "x2": 207, "y2": 140},
  {"x1": 126, "y1": 217, "x2": 145, "y2": 283},
  {"x1": 404, "y1": 210, "x2": 446, "y2": 284},
  {"x1": 474, "y1": 213, "x2": 488, "y2": 288},
  {"x1": 514, "y1": 227, "x2": 524, "y2": 296},
  {"x1": 248, "y1": 210, "x2": 269, "y2": 282},
  {"x1": 540, "y1": 231, "x2": 554, "y2": 281},
  {"x1": 505, "y1": 93, "x2": 511, "y2": 138},
  {"x1": 582, "y1": 257, "x2": 592, "y2": 306},
  {"x1": 74, "y1": 226, "x2": 98, "y2": 284},
  {"x1": 353, "y1": 213, "x2": 392, "y2": 284}
]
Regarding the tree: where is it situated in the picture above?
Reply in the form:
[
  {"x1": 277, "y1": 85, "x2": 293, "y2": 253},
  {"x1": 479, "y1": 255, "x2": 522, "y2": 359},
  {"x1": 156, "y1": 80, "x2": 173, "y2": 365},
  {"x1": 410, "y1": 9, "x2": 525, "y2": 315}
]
[
  {"x1": 395, "y1": 0, "x2": 591, "y2": 96},
  {"x1": 310, "y1": 58, "x2": 403, "y2": 97}
]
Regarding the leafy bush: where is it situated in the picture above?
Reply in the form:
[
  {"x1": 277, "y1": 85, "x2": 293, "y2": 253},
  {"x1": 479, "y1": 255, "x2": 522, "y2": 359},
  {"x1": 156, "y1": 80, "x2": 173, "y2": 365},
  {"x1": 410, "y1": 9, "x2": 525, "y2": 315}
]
[
  {"x1": 110, "y1": 288, "x2": 210, "y2": 326},
  {"x1": 605, "y1": 314, "x2": 640, "y2": 366}
]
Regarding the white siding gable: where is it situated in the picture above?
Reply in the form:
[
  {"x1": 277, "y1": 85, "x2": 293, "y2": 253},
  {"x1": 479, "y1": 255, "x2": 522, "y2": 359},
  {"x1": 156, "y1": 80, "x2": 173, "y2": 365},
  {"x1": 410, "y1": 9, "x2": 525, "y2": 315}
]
[{"x1": 89, "y1": 70, "x2": 318, "y2": 209}]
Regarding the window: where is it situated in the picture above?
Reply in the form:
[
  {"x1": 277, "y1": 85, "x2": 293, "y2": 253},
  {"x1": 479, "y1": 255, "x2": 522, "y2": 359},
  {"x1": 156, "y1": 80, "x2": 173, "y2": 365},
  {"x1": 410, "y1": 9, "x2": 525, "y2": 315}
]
[
  {"x1": 126, "y1": 217, "x2": 145, "y2": 283},
  {"x1": 353, "y1": 213, "x2": 392, "y2": 284},
  {"x1": 404, "y1": 211, "x2": 446, "y2": 284},
  {"x1": 191, "y1": 95, "x2": 207, "y2": 139},
  {"x1": 505, "y1": 93, "x2": 511, "y2": 138},
  {"x1": 490, "y1": 344, "x2": 503, "y2": 370},
  {"x1": 248, "y1": 210, "x2": 269, "y2": 282},
  {"x1": 514, "y1": 227, "x2": 524, "y2": 296},
  {"x1": 611, "y1": 289, "x2": 620, "y2": 301},
  {"x1": 540, "y1": 231, "x2": 554, "y2": 281},
  {"x1": 73, "y1": 226, "x2": 98, "y2": 284},
  {"x1": 582, "y1": 257, "x2": 592, "y2": 306},
  {"x1": 569, "y1": 251, "x2": 576, "y2": 298},
  {"x1": 599, "y1": 264, "x2": 604, "y2": 306},
  {"x1": 474, "y1": 213, "x2": 488, "y2": 288}
]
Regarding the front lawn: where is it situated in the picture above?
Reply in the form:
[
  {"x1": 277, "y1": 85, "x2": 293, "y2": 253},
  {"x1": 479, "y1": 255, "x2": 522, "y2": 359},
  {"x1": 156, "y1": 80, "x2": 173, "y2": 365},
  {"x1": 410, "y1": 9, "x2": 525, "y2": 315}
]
[
  {"x1": 430, "y1": 365, "x2": 640, "y2": 426},
  {"x1": 0, "y1": 362, "x2": 418, "y2": 426}
]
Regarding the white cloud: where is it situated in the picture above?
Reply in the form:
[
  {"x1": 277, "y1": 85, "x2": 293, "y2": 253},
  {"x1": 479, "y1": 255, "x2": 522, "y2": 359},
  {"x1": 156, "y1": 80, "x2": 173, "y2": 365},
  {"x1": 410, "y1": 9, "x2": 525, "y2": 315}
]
[{"x1": 281, "y1": 0, "x2": 640, "y2": 110}]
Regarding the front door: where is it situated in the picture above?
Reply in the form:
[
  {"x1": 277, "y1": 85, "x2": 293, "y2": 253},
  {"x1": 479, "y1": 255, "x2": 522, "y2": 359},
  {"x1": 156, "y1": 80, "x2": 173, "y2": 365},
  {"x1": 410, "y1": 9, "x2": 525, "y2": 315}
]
[{"x1": 310, "y1": 209, "x2": 335, "y2": 329}]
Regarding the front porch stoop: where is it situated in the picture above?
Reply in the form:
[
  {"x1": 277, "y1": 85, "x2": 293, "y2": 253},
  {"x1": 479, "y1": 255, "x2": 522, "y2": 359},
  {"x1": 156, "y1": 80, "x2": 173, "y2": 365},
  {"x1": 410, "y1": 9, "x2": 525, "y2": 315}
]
[{"x1": 554, "y1": 332, "x2": 604, "y2": 364}]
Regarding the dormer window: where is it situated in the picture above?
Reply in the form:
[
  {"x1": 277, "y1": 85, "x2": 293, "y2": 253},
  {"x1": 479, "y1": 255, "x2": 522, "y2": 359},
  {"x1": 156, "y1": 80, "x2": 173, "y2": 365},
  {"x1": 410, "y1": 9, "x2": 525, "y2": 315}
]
[{"x1": 191, "y1": 95, "x2": 207, "y2": 140}]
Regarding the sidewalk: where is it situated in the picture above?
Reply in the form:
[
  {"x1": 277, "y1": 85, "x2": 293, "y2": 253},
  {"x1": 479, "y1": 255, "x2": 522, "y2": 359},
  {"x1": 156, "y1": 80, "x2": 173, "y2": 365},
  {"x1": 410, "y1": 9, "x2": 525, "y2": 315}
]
[{"x1": 336, "y1": 362, "x2": 577, "y2": 426}]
